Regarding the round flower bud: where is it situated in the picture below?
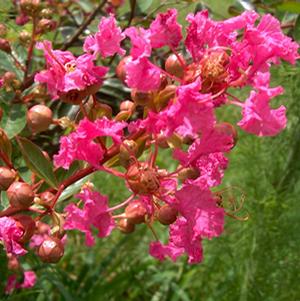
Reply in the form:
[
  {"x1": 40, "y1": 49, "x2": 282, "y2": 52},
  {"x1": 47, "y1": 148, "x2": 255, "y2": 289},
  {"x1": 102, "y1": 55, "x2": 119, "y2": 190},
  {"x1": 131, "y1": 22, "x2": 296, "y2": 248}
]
[
  {"x1": 36, "y1": 19, "x2": 57, "y2": 34},
  {"x1": 0, "y1": 38, "x2": 11, "y2": 53},
  {"x1": 116, "y1": 56, "x2": 131, "y2": 83},
  {"x1": 0, "y1": 24, "x2": 7, "y2": 37},
  {"x1": 7, "y1": 254, "x2": 20, "y2": 271},
  {"x1": 178, "y1": 167, "x2": 200, "y2": 182},
  {"x1": 7, "y1": 182, "x2": 34, "y2": 208},
  {"x1": 157, "y1": 205, "x2": 178, "y2": 225},
  {"x1": 125, "y1": 200, "x2": 147, "y2": 224},
  {"x1": 27, "y1": 105, "x2": 53, "y2": 133},
  {"x1": 19, "y1": 31, "x2": 31, "y2": 46},
  {"x1": 165, "y1": 54, "x2": 185, "y2": 78},
  {"x1": 20, "y1": 0, "x2": 40, "y2": 16},
  {"x1": 36, "y1": 221, "x2": 50, "y2": 234},
  {"x1": 13, "y1": 214, "x2": 36, "y2": 243},
  {"x1": 119, "y1": 140, "x2": 138, "y2": 168},
  {"x1": 120, "y1": 100, "x2": 134, "y2": 112},
  {"x1": 117, "y1": 218, "x2": 135, "y2": 234},
  {"x1": 0, "y1": 167, "x2": 16, "y2": 190},
  {"x1": 40, "y1": 8, "x2": 53, "y2": 19},
  {"x1": 131, "y1": 89, "x2": 153, "y2": 106},
  {"x1": 38, "y1": 236, "x2": 64, "y2": 263},
  {"x1": 39, "y1": 191, "x2": 55, "y2": 207}
]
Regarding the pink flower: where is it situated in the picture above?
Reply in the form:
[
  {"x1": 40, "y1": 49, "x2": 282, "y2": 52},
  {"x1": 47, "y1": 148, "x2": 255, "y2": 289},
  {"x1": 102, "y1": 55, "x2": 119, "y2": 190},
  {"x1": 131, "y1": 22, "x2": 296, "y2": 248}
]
[
  {"x1": 54, "y1": 117, "x2": 127, "y2": 169},
  {"x1": 124, "y1": 27, "x2": 152, "y2": 59},
  {"x1": 35, "y1": 41, "x2": 108, "y2": 99},
  {"x1": 175, "y1": 185, "x2": 224, "y2": 239},
  {"x1": 125, "y1": 57, "x2": 161, "y2": 92},
  {"x1": 149, "y1": 9, "x2": 182, "y2": 49},
  {"x1": 5, "y1": 275, "x2": 17, "y2": 294},
  {"x1": 0, "y1": 217, "x2": 27, "y2": 256},
  {"x1": 64, "y1": 188, "x2": 115, "y2": 246},
  {"x1": 238, "y1": 90, "x2": 287, "y2": 136},
  {"x1": 5, "y1": 271, "x2": 36, "y2": 294},
  {"x1": 19, "y1": 271, "x2": 36, "y2": 289},
  {"x1": 83, "y1": 15, "x2": 125, "y2": 57}
]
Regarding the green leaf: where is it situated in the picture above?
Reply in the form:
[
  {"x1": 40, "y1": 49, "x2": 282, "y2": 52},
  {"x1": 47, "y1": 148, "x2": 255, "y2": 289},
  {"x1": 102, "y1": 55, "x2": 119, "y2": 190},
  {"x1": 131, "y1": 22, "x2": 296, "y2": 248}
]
[
  {"x1": 0, "y1": 103, "x2": 27, "y2": 139},
  {"x1": 294, "y1": 15, "x2": 300, "y2": 42},
  {"x1": 136, "y1": 0, "x2": 153, "y2": 12},
  {"x1": 276, "y1": 1, "x2": 300, "y2": 13},
  {"x1": 17, "y1": 137, "x2": 58, "y2": 188},
  {"x1": 0, "y1": 191, "x2": 9, "y2": 210},
  {"x1": 0, "y1": 50, "x2": 23, "y2": 79}
]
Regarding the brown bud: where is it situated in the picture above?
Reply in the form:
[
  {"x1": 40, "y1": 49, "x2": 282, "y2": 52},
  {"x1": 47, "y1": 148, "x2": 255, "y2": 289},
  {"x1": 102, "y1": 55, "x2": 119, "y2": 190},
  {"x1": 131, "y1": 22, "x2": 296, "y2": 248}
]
[
  {"x1": 0, "y1": 24, "x2": 7, "y2": 37},
  {"x1": 131, "y1": 89, "x2": 153, "y2": 106},
  {"x1": 157, "y1": 204, "x2": 178, "y2": 225},
  {"x1": 178, "y1": 167, "x2": 200, "y2": 182},
  {"x1": 0, "y1": 167, "x2": 16, "y2": 190},
  {"x1": 117, "y1": 218, "x2": 135, "y2": 233},
  {"x1": 7, "y1": 182, "x2": 34, "y2": 208},
  {"x1": 116, "y1": 56, "x2": 131, "y2": 82},
  {"x1": 27, "y1": 105, "x2": 53, "y2": 133},
  {"x1": 13, "y1": 215, "x2": 36, "y2": 243},
  {"x1": 19, "y1": 31, "x2": 31, "y2": 46},
  {"x1": 40, "y1": 8, "x2": 53, "y2": 19},
  {"x1": 20, "y1": 0, "x2": 40, "y2": 16},
  {"x1": 0, "y1": 128, "x2": 12, "y2": 159},
  {"x1": 214, "y1": 122, "x2": 238, "y2": 146},
  {"x1": 38, "y1": 236, "x2": 64, "y2": 263},
  {"x1": 7, "y1": 254, "x2": 20, "y2": 271},
  {"x1": 120, "y1": 100, "x2": 134, "y2": 112},
  {"x1": 125, "y1": 200, "x2": 147, "y2": 224},
  {"x1": 119, "y1": 140, "x2": 138, "y2": 168},
  {"x1": 165, "y1": 54, "x2": 185, "y2": 78},
  {"x1": 154, "y1": 85, "x2": 176, "y2": 111},
  {"x1": 39, "y1": 191, "x2": 55, "y2": 207},
  {"x1": 36, "y1": 19, "x2": 57, "y2": 34},
  {"x1": 0, "y1": 38, "x2": 11, "y2": 53}
]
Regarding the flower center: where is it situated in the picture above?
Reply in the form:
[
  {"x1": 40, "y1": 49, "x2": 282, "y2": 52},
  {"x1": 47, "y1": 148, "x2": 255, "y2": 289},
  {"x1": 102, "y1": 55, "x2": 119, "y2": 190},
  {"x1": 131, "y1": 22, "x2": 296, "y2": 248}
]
[{"x1": 64, "y1": 61, "x2": 77, "y2": 73}]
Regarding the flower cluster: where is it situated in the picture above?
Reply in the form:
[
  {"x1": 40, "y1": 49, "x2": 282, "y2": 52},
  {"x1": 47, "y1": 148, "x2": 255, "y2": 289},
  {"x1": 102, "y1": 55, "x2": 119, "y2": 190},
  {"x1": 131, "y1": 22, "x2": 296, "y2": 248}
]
[{"x1": 0, "y1": 6, "x2": 298, "y2": 293}]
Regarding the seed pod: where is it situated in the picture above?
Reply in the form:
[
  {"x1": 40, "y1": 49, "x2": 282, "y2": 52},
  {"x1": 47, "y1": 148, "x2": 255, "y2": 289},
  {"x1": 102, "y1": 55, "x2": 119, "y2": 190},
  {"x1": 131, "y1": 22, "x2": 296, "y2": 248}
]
[
  {"x1": 7, "y1": 182, "x2": 34, "y2": 208},
  {"x1": 27, "y1": 105, "x2": 53, "y2": 133},
  {"x1": 120, "y1": 100, "x2": 134, "y2": 112},
  {"x1": 13, "y1": 214, "x2": 36, "y2": 243},
  {"x1": 119, "y1": 140, "x2": 138, "y2": 168},
  {"x1": 154, "y1": 85, "x2": 176, "y2": 111},
  {"x1": 117, "y1": 218, "x2": 135, "y2": 234},
  {"x1": 165, "y1": 54, "x2": 185, "y2": 78},
  {"x1": 39, "y1": 191, "x2": 55, "y2": 207},
  {"x1": 0, "y1": 38, "x2": 11, "y2": 53},
  {"x1": 131, "y1": 89, "x2": 153, "y2": 106},
  {"x1": 178, "y1": 167, "x2": 200, "y2": 182},
  {"x1": 0, "y1": 167, "x2": 16, "y2": 190},
  {"x1": 157, "y1": 204, "x2": 178, "y2": 225},
  {"x1": 116, "y1": 56, "x2": 131, "y2": 82},
  {"x1": 125, "y1": 200, "x2": 147, "y2": 224},
  {"x1": 38, "y1": 236, "x2": 64, "y2": 263}
]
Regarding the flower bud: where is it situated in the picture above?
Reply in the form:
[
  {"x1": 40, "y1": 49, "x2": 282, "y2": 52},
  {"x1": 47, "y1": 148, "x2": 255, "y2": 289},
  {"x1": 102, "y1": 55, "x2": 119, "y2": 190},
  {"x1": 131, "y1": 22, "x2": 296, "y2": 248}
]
[
  {"x1": 108, "y1": 0, "x2": 124, "y2": 7},
  {"x1": 36, "y1": 221, "x2": 50, "y2": 235},
  {"x1": 120, "y1": 100, "x2": 134, "y2": 112},
  {"x1": 116, "y1": 56, "x2": 131, "y2": 82},
  {"x1": 0, "y1": 128, "x2": 12, "y2": 159},
  {"x1": 27, "y1": 105, "x2": 53, "y2": 133},
  {"x1": 36, "y1": 19, "x2": 57, "y2": 34},
  {"x1": 125, "y1": 200, "x2": 147, "y2": 224},
  {"x1": 0, "y1": 167, "x2": 16, "y2": 190},
  {"x1": 117, "y1": 218, "x2": 135, "y2": 233},
  {"x1": 13, "y1": 215, "x2": 36, "y2": 243},
  {"x1": 131, "y1": 89, "x2": 153, "y2": 106},
  {"x1": 40, "y1": 8, "x2": 53, "y2": 19},
  {"x1": 156, "y1": 134, "x2": 169, "y2": 149},
  {"x1": 119, "y1": 140, "x2": 138, "y2": 168},
  {"x1": 165, "y1": 54, "x2": 185, "y2": 78},
  {"x1": 39, "y1": 191, "x2": 55, "y2": 207},
  {"x1": 154, "y1": 85, "x2": 176, "y2": 111},
  {"x1": 38, "y1": 236, "x2": 64, "y2": 263},
  {"x1": 157, "y1": 204, "x2": 178, "y2": 225},
  {"x1": 214, "y1": 122, "x2": 238, "y2": 146},
  {"x1": 7, "y1": 182, "x2": 34, "y2": 208},
  {"x1": 0, "y1": 38, "x2": 11, "y2": 53},
  {"x1": 0, "y1": 24, "x2": 7, "y2": 37},
  {"x1": 7, "y1": 254, "x2": 20, "y2": 271},
  {"x1": 178, "y1": 167, "x2": 200, "y2": 182},
  {"x1": 88, "y1": 102, "x2": 112, "y2": 120},
  {"x1": 19, "y1": 31, "x2": 31, "y2": 46},
  {"x1": 20, "y1": 0, "x2": 41, "y2": 16}
]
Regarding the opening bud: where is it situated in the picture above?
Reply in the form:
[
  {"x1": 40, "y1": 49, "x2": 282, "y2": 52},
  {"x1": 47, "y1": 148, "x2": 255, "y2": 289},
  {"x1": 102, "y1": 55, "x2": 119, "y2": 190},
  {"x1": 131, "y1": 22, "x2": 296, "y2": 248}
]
[
  {"x1": 13, "y1": 215, "x2": 36, "y2": 243},
  {"x1": 178, "y1": 167, "x2": 200, "y2": 182},
  {"x1": 125, "y1": 200, "x2": 147, "y2": 224},
  {"x1": 7, "y1": 182, "x2": 34, "y2": 208},
  {"x1": 116, "y1": 56, "x2": 131, "y2": 83},
  {"x1": 165, "y1": 54, "x2": 185, "y2": 79},
  {"x1": 38, "y1": 236, "x2": 64, "y2": 263},
  {"x1": 27, "y1": 105, "x2": 53, "y2": 133},
  {"x1": 117, "y1": 218, "x2": 135, "y2": 233},
  {"x1": 157, "y1": 204, "x2": 178, "y2": 225},
  {"x1": 0, "y1": 167, "x2": 16, "y2": 190},
  {"x1": 119, "y1": 140, "x2": 138, "y2": 168}
]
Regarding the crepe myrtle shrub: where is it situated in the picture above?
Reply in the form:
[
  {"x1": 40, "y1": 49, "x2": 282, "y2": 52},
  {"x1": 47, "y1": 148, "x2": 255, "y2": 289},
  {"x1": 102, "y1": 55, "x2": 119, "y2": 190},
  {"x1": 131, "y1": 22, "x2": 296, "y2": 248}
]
[{"x1": 0, "y1": 0, "x2": 299, "y2": 294}]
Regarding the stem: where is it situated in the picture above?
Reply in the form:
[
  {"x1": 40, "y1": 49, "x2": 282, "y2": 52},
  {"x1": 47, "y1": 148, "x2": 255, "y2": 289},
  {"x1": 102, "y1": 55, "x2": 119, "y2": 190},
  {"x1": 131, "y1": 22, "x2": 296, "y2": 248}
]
[
  {"x1": 127, "y1": 0, "x2": 136, "y2": 27},
  {"x1": 0, "y1": 151, "x2": 14, "y2": 169},
  {"x1": 107, "y1": 194, "x2": 135, "y2": 212},
  {"x1": 62, "y1": 0, "x2": 107, "y2": 50}
]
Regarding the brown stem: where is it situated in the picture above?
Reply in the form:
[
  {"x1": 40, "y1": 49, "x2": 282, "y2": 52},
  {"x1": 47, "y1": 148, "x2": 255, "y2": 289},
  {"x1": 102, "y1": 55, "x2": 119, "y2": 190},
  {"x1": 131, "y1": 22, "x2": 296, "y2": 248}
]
[{"x1": 62, "y1": 0, "x2": 107, "y2": 51}]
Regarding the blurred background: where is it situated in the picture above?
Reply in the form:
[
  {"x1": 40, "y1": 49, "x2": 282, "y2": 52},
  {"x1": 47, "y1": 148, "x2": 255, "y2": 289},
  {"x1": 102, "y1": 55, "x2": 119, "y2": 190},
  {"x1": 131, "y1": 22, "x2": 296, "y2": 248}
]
[{"x1": 0, "y1": 0, "x2": 300, "y2": 300}]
